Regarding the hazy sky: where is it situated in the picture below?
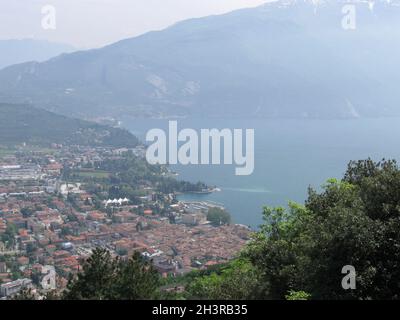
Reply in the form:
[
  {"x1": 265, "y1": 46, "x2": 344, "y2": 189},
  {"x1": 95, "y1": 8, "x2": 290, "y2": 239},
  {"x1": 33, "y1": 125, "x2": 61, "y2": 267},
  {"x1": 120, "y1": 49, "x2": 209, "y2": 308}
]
[{"x1": 0, "y1": 0, "x2": 268, "y2": 48}]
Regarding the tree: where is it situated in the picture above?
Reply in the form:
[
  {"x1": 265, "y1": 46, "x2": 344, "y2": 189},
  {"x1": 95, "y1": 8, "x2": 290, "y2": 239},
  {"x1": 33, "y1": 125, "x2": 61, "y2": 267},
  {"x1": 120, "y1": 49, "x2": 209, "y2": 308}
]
[
  {"x1": 207, "y1": 208, "x2": 231, "y2": 226},
  {"x1": 21, "y1": 207, "x2": 34, "y2": 218},
  {"x1": 64, "y1": 248, "x2": 116, "y2": 300},
  {"x1": 244, "y1": 203, "x2": 312, "y2": 299},
  {"x1": 63, "y1": 248, "x2": 160, "y2": 300},
  {"x1": 244, "y1": 159, "x2": 400, "y2": 300},
  {"x1": 187, "y1": 259, "x2": 260, "y2": 300},
  {"x1": 1, "y1": 223, "x2": 17, "y2": 249},
  {"x1": 111, "y1": 252, "x2": 160, "y2": 300}
]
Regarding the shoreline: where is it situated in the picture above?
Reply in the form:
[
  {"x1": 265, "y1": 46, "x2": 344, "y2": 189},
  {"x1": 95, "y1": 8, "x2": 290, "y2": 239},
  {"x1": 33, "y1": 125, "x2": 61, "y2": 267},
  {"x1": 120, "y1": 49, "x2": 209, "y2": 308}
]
[{"x1": 176, "y1": 187, "x2": 221, "y2": 196}]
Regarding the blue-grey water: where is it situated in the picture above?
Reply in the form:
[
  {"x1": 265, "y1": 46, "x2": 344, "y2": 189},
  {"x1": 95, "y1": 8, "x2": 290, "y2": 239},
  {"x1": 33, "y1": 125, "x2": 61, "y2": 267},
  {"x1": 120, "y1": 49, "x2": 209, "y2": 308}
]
[{"x1": 123, "y1": 118, "x2": 400, "y2": 228}]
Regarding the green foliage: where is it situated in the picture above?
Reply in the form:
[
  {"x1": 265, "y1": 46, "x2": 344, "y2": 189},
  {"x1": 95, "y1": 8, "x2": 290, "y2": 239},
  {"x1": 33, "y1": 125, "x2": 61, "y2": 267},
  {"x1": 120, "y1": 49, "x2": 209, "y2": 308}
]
[
  {"x1": 0, "y1": 103, "x2": 139, "y2": 147},
  {"x1": 245, "y1": 159, "x2": 400, "y2": 300},
  {"x1": 64, "y1": 248, "x2": 116, "y2": 300},
  {"x1": 1, "y1": 223, "x2": 17, "y2": 248},
  {"x1": 157, "y1": 179, "x2": 208, "y2": 194},
  {"x1": 64, "y1": 248, "x2": 160, "y2": 300},
  {"x1": 72, "y1": 154, "x2": 208, "y2": 197},
  {"x1": 21, "y1": 207, "x2": 34, "y2": 218},
  {"x1": 207, "y1": 207, "x2": 231, "y2": 226},
  {"x1": 111, "y1": 252, "x2": 161, "y2": 300},
  {"x1": 285, "y1": 290, "x2": 311, "y2": 300},
  {"x1": 186, "y1": 259, "x2": 260, "y2": 300},
  {"x1": 244, "y1": 203, "x2": 312, "y2": 299}
]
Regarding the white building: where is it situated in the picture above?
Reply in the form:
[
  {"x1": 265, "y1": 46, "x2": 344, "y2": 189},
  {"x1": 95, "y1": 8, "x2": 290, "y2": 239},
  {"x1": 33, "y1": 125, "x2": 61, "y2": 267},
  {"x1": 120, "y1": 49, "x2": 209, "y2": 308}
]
[{"x1": 0, "y1": 279, "x2": 32, "y2": 297}]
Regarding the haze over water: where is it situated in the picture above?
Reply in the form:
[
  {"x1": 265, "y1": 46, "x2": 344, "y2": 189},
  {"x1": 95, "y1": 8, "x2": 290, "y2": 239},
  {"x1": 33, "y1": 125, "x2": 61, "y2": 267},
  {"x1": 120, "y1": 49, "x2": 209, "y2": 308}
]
[{"x1": 125, "y1": 117, "x2": 400, "y2": 228}]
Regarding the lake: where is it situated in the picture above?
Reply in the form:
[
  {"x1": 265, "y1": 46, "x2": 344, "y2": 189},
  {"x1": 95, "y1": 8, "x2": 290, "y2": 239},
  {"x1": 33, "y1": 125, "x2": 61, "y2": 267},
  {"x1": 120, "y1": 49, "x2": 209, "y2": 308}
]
[{"x1": 123, "y1": 117, "x2": 400, "y2": 228}]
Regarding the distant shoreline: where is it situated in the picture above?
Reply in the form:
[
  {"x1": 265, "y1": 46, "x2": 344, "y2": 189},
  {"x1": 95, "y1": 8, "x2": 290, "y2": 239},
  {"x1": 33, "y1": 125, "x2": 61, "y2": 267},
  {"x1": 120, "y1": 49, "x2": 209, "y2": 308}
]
[{"x1": 178, "y1": 187, "x2": 221, "y2": 195}]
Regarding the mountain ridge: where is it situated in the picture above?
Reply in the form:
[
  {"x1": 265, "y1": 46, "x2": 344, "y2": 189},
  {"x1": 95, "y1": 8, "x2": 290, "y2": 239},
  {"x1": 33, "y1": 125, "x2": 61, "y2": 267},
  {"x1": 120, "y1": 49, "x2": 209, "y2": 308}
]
[
  {"x1": 0, "y1": 39, "x2": 75, "y2": 70},
  {"x1": 0, "y1": 103, "x2": 139, "y2": 148},
  {"x1": 0, "y1": 0, "x2": 399, "y2": 120}
]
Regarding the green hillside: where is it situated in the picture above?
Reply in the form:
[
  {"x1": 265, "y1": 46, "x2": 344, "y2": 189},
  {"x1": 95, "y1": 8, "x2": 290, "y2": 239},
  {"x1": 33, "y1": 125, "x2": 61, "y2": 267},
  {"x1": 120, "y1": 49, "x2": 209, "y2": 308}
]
[{"x1": 0, "y1": 103, "x2": 139, "y2": 148}]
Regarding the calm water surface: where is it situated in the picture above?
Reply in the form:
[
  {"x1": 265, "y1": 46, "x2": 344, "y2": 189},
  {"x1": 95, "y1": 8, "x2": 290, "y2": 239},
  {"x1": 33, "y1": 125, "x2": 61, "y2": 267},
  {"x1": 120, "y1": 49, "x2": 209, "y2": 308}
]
[{"x1": 123, "y1": 117, "x2": 400, "y2": 228}]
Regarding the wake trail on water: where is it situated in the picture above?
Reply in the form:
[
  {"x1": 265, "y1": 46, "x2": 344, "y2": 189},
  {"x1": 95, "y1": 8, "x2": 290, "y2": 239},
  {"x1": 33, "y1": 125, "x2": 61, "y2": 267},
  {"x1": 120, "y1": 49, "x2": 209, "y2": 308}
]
[{"x1": 222, "y1": 187, "x2": 271, "y2": 194}]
